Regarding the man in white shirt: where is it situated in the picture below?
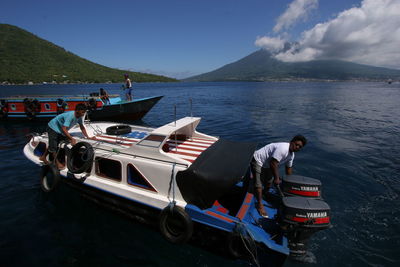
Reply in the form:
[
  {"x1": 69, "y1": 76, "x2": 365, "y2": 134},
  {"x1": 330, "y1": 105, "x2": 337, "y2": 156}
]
[{"x1": 251, "y1": 135, "x2": 307, "y2": 217}]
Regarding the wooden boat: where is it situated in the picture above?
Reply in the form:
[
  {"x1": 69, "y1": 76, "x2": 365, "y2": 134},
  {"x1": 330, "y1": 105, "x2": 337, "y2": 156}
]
[
  {"x1": 23, "y1": 116, "x2": 331, "y2": 266},
  {"x1": 0, "y1": 94, "x2": 163, "y2": 122}
]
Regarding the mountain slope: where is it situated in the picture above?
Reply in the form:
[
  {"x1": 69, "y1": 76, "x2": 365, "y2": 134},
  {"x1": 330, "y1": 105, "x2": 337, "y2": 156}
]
[
  {"x1": 0, "y1": 24, "x2": 177, "y2": 84},
  {"x1": 185, "y1": 49, "x2": 400, "y2": 81}
]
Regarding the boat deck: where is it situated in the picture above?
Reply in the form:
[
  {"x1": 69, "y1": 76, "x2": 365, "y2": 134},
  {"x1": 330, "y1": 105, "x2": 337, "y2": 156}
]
[
  {"x1": 78, "y1": 119, "x2": 217, "y2": 164},
  {"x1": 93, "y1": 132, "x2": 216, "y2": 163}
]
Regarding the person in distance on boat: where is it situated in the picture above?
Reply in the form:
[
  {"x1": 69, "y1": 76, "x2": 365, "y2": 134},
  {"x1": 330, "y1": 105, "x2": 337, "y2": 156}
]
[
  {"x1": 251, "y1": 135, "x2": 307, "y2": 218},
  {"x1": 99, "y1": 88, "x2": 110, "y2": 104},
  {"x1": 39, "y1": 103, "x2": 96, "y2": 168},
  {"x1": 123, "y1": 73, "x2": 133, "y2": 101}
]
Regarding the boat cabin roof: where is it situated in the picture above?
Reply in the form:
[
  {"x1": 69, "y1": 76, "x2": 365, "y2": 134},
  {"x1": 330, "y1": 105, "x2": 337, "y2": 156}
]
[
  {"x1": 82, "y1": 117, "x2": 218, "y2": 165},
  {"x1": 152, "y1": 117, "x2": 201, "y2": 137}
]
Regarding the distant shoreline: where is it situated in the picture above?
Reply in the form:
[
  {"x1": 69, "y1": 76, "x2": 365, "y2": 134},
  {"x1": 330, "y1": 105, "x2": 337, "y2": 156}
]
[
  {"x1": 0, "y1": 81, "x2": 180, "y2": 86},
  {"x1": 0, "y1": 79, "x2": 399, "y2": 86}
]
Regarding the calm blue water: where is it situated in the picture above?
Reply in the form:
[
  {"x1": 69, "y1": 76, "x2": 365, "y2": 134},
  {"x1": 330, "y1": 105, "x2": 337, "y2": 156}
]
[{"x1": 1, "y1": 82, "x2": 399, "y2": 266}]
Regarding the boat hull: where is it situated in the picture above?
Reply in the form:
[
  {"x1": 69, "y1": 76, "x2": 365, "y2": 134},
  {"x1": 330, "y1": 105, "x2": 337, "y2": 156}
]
[
  {"x1": 88, "y1": 96, "x2": 163, "y2": 121},
  {"x1": 0, "y1": 95, "x2": 163, "y2": 122},
  {"x1": 59, "y1": 175, "x2": 287, "y2": 267}
]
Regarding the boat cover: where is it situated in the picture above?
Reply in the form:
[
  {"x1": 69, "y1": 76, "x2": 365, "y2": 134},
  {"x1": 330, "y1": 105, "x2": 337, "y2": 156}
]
[{"x1": 176, "y1": 139, "x2": 257, "y2": 210}]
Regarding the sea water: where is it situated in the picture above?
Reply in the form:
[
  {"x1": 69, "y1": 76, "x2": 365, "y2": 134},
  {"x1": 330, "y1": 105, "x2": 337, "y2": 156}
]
[{"x1": 0, "y1": 81, "x2": 399, "y2": 266}]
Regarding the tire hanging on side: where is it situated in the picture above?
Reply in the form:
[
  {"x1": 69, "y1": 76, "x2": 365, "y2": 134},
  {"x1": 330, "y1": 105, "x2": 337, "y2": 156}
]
[
  {"x1": 159, "y1": 205, "x2": 193, "y2": 244},
  {"x1": 40, "y1": 163, "x2": 61, "y2": 192},
  {"x1": 106, "y1": 125, "x2": 131, "y2": 135},
  {"x1": 67, "y1": 142, "x2": 94, "y2": 174},
  {"x1": 0, "y1": 100, "x2": 7, "y2": 119},
  {"x1": 86, "y1": 98, "x2": 97, "y2": 111},
  {"x1": 0, "y1": 107, "x2": 8, "y2": 119},
  {"x1": 24, "y1": 98, "x2": 41, "y2": 120},
  {"x1": 56, "y1": 98, "x2": 67, "y2": 114}
]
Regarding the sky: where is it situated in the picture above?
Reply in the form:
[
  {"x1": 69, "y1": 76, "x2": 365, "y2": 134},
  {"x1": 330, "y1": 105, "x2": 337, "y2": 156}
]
[{"x1": 1, "y1": 0, "x2": 400, "y2": 79}]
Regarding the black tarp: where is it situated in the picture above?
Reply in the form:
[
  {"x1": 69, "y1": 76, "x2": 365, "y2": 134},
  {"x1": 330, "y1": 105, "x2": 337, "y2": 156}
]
[{"x1": 176, "y1": 139, "x2": 257, "y2": 210}]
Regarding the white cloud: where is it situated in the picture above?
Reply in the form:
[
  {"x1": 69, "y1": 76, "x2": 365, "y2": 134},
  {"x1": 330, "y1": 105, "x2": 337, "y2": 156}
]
[
  {"x1": 273, "y1": 0, "x2": 400, "y2": 69},
  {"x1": 254, "y1": 36, "x2": 286, "y2": 53},
  {"x1": 273, "y1": 0, "x2": 319, "y2": 33}
]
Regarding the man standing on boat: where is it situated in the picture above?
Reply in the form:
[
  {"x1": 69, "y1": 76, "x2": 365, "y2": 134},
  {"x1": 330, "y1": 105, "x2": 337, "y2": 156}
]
[
  {"x1": 39, "y1": 103, "x2": 96, "y2": 168},
  {"x1": 124, "y1": 73, "x2": 133, "y2": 101},
  {"x1": 251, "y1": 135, "x2": 307, "y2": 217}
]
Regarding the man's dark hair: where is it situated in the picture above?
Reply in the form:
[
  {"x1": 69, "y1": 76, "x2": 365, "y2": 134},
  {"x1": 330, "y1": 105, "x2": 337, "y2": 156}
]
[
  {"x1": 291, "y1": 135, "x2": 307, "y2": 146},
  {"x1": 75, "y1": 103, "x2": 87, "y2": 111}
]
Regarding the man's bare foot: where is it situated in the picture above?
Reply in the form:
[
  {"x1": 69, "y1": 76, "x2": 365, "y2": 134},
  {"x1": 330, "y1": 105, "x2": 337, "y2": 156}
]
[
  {"x1": 256, "y1": 203, "x2": 269, "y2": 218},
  {"x1": 57, "y1": 163, "x2": 65, "y2": 170},
  {"x1": 39, "y1": 157, "x2": 49, "y2": 165}
]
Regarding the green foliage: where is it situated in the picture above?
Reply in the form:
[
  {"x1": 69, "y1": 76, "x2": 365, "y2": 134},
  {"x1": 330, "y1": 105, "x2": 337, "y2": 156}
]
[
  {"x1": 185, "y1": 49, "x2": 400, "y2": 82},
  {"x1": 0, "y1": 24, "x2": 178, "y2": 84}
]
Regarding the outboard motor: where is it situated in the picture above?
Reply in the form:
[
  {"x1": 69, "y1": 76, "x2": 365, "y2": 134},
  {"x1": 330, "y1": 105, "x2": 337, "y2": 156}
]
[
  {"x1": 276, "y1": 174, "x2": 331, "y2": 262},
  {"x1": 279, "y1": 197, "x2": 331, "y2": 261},
  {"x1": 282, "y1": 175, "x2": 322, "y2": 199}
]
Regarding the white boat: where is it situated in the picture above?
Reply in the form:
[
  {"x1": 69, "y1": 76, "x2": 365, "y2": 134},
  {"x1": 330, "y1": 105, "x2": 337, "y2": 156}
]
[{"x1": 23, "y1": 116, "x2": 331, "y2": 266}]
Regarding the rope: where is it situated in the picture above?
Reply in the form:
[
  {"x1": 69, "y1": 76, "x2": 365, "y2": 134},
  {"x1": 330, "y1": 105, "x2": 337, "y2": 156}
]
[
  {"x1": 235, "y1": 222, "x2": 260, "y2": 267},
  {"x1": 167, "y1": 162, "x2": 177, "y2": 207}
]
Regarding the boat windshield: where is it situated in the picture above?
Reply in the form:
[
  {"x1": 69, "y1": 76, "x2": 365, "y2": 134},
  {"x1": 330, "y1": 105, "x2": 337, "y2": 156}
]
[{"x1": 136, "y1": 134, "x2": 167, "y2": 148}]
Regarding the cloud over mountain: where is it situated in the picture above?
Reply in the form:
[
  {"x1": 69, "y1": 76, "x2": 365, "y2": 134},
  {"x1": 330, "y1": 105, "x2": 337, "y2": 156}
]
[
  {"x1": 273, "y1": 0, "x2": 318, "y2": 33},
  {"x1": 256, "y1": 0, "x2": 400, "y2": 69}
]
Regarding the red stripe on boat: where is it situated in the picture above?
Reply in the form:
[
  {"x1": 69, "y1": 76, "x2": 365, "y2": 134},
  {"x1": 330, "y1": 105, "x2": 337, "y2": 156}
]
[
  {"x1": 216, "y1": 206, "x2": 229, "y2": 213},
  {"x1": 244, "y1": 193, "x2": 253, "y2": 204},
  {"x1": 167, "y1": 144, "x2": 206, "y2": 153},
  {"x1": 236, "y1": 204, "x2": 249, "y2": 220},
  {"x1": 167, "y1": 140, "x2": 213, "y2": 149},
  {"x1": 206, "y1": 211, "x2": 234, "y2": 223}
]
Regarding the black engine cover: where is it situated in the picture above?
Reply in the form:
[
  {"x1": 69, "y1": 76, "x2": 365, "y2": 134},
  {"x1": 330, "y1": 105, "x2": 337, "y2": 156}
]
[
  {"x1": 280, "y1": 197, "x2": 331, "y2": 229},
  {"x1": 282, "y1": 175, "x2": 322, "y2": 199}
]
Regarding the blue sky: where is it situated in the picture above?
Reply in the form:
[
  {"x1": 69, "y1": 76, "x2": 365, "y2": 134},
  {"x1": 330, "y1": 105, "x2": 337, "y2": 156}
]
[{"x1": 1, "y1": 0, "x2": 399, "y2": 78}]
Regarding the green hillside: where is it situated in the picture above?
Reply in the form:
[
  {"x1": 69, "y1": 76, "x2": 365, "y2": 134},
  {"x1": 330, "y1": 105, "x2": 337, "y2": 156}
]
[
  {"x1": 0, "y1": 24, "x2": 177, "y2": 84},
  {"x1": 185, "y1": 49, "x2": 400, "y2": 82}
]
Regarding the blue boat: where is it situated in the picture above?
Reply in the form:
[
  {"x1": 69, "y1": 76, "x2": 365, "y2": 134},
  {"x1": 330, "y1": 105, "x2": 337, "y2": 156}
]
[{"x1": 0, "y1": 94, "x2": 163, "y2": 122}]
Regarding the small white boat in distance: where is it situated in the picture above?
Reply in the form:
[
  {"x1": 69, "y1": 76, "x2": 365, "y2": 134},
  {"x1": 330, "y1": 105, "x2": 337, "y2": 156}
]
[{"x1": 23, "y1": 116, "x2": 331, "y2": 266}]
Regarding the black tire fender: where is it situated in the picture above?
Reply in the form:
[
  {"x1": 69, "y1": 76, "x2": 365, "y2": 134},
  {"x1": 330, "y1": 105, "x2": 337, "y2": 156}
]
[
  {"x1": 106, "y1": 125, "x2": 131, "y2": 135},
  {"x1": 159, "y1": 205, "x2": 193, "y2": 244},
  {"x1": 56, "y1": 99, "x2": 67, "y2": 114},
  {"x1": 67, "y1": 142, "x2": 94, "y2": 174},
  {"x1": 0, "y1": 107, "x2": 7, "y2": 119},
  {"x1": 86, "y1": 98, "x2": 97, "y2": 111},
  {"x1": 40, "y1": 164, "x2": 60, "y2": 192}
]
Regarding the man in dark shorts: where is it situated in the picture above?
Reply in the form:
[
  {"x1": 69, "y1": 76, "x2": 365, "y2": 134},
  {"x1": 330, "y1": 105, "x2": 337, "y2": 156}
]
[
  {"x1": 251, "y1": 135, "x2": 307, "y2": 217},
  {"x1": 124, "y1": 73, "x2": 133, "y2": 101},
  {"x1": 39, "y1": 103, "x2": 96, "y2": 168}
]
